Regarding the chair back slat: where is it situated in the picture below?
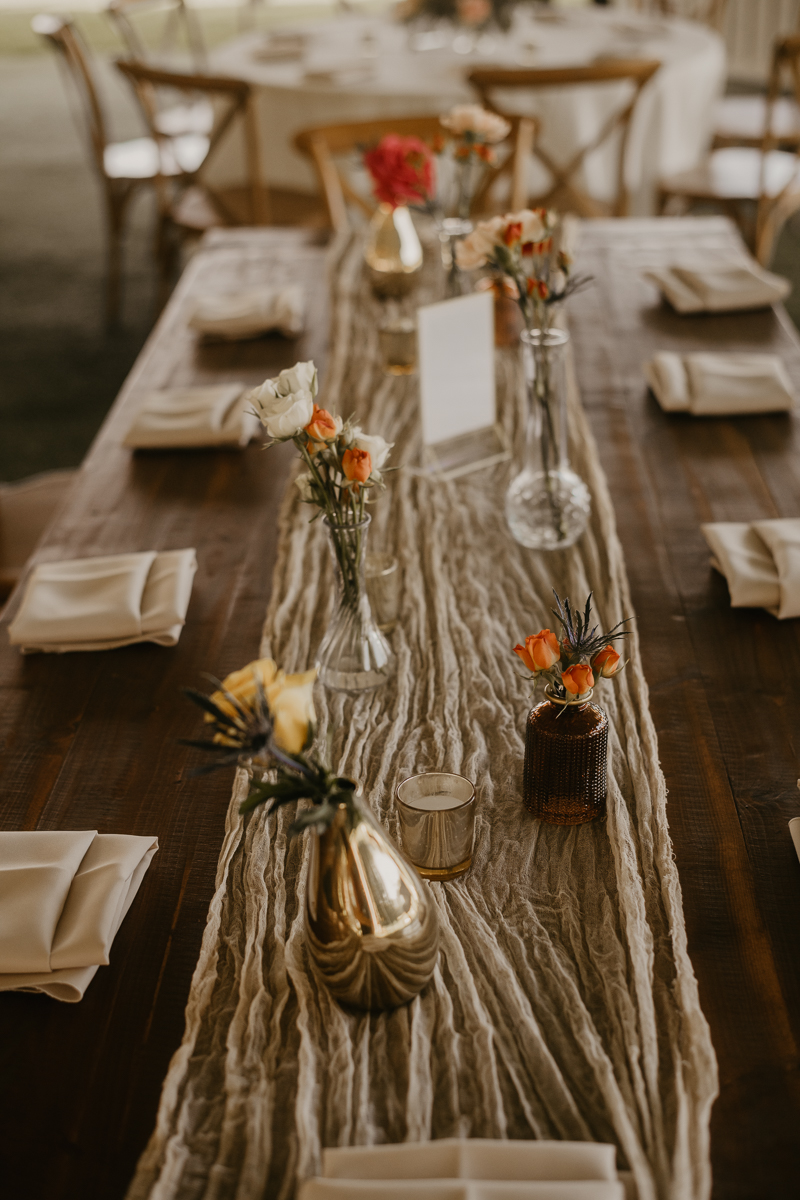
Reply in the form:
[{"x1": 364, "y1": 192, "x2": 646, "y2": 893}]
[
  {"x1": 469, "y1": 60, "x2": 660, "y2": 218},
  {"x1": 31, "y1": 15, "x2": 108, "y2": 172},
  {"x1": 109, "y1": 0, "x2": 207, "y2": 72}
]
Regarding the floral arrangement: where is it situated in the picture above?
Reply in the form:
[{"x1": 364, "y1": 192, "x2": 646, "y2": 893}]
[
  {"x1": 456, "y1": 207, "x2": 585, "y2": 333},
  {"x1": 364, "y1": 134, "x2": 436, "y2": 209},
  {"x1": 183, "y1": 657, "x2": 355, "y2": 830},
  {"x1": 250, "y1": 361, "x2": 392, "y2": 605},
  {"x1": 396, "y1": 0, "x2": 516, "y2": 34},
  {"x1": 440, "y1": 104, "x2": 511, "y2": 219},
  {"x1": 514, "y1": 591, "x2": 629, "y2": 705}
]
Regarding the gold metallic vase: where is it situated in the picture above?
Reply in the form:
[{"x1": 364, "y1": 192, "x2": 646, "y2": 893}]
[
  {"x1": 364, "y1": 203, "x2": 423, "y2": 297},
  {"x1": 305, "y1": 792, "x2": 440, "y2": 1010}
]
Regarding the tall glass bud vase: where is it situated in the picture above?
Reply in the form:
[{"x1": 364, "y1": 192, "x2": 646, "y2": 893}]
[
  {"x1": 505, "y1": 328, "x2": 591, "y2": 550},
  {"x1": 317, "y1": 514, "x2": 395, "y2": 693}
]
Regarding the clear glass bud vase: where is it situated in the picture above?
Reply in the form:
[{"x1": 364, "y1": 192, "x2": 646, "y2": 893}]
[
  {"x1": 505, "y1": 327, "x2": 591, "y2": 550},
  {"x1": 316, "y1": 514, "x2": 395, "y2": 693}
]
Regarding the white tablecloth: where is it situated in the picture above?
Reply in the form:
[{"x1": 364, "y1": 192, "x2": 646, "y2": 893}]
[{"x1": 208, "y1": 7, "x2": 725, "y2": 215}]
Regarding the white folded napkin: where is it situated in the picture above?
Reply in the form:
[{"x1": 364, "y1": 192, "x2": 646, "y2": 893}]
[
  {"x1": 0, "y1": 830, "x2": 158, "y2": 1001},
  {"x1": 188, "y1": 284, "x2": 304, "y2": 341},
  {"x1": 701, "y1": 518, "x2": 800, "y2": 618},
  {"x1": 645, "y1": 260, "x2": 790, "y2": 313},
  {"x1": 8, "y1": 548, "x2": 197, "y2": 652},
  {"x1": 322, "y1": 1142, "x2": 617, "y2": 1182},
  {"x1": 645, "y1": 352, "x2": 795, "y2": 415},
  {"x1": 789, "y1": 816, "x2": 800, "y2": 864},
  {"x1": 299, "y1": 1183, "x2": 624, "y2": 1200},
  {"x1": 123, "y1": 384, "x2": 259, "y2": 449}
]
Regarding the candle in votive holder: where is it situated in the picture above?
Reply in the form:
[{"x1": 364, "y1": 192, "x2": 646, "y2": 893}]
[{"x1": 395, "y1": 771, "x2": 476, "y2": 881}]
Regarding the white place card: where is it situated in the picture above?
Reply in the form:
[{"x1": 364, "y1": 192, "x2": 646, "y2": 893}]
[{"x1": 417, "y1": 291, "x2": 496, "y2": 447}]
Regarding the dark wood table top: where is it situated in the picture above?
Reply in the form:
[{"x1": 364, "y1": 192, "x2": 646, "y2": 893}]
[{"x1": 1, "y1": 217, "x2": 798, "y2": 1200}]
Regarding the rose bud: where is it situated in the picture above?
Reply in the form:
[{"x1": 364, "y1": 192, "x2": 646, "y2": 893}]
[
  {"x1": 342, "y1": 446, "x2": 372, "y2": 484},
  {"x1": 561, "y1": 663, "x2": 594, "y2": 695},
  {"x1": 513, "y1": 628, "x2": 560, "y2": 673},
  {"x1": 305, "y1": 404, "x2": 340, "y2": 446},
  {"x1": 591, "y1": 646, "x2": 621, "y2": 678}
]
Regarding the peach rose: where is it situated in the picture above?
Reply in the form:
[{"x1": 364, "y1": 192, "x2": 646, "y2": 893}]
[
  {"x1": 342, "y1": 446, "x2": 372, "y2": 484},
  {"x1": 561, "y1": 663, "x2": 594, "y2": 696},
  {"x1": 305, "y1": 404, "x2": 340, "y2": 446},
  {"x1": 591, "y1": 646, "x2": 621, "y2": 678},
  {"x1": 513, "y1": 628, "x2": 560, "y2": 673}
]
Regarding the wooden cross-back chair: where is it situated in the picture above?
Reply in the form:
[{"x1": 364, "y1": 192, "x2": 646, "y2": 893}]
[
  {"x1": 659, "y1": 34, "x2": 800, "y2": 264},
  {"x1": 468, "y1": 60, "x2": 661, "y2": 218},
  {"x1": 116, "y1": 58, "x2": 269, "y2": 235},
  {"x1": 294, "y1": 114, "x2": 536, "y2": 233},
  {"x1": 32, "y1": 13, "x2": 207, "y2": 321}
]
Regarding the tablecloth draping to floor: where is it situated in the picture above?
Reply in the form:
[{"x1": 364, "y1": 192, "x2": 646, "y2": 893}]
[{"x1": 127, "y1": 231, "x2": 718, "y2": 1200}]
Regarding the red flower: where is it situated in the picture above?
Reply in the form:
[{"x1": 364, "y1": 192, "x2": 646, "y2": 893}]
[{"x1": 363, "y1": 135, "x2": 435, "y2": 209}]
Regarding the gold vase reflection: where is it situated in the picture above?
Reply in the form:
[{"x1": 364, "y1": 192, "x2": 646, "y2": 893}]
[
  {"x1": 364, "y1": 203, "x2": 423, "y2": 297},
  {"x1": 305, "y1": 793, "x2": 439, "y2": 1010}
]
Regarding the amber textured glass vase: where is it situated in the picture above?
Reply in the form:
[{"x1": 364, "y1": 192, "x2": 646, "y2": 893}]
[{"x1": 523, "y1": 692, "x2": 608, "y2": 825}]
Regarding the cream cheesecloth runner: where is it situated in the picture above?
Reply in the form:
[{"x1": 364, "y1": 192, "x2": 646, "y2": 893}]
[{"x1": 128, "y1": 233, "x2": 718, "y2": 1200}]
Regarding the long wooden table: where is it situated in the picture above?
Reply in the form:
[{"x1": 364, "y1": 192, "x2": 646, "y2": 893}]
[{"x1": 1, "y1": 218, "x2": 798, "y2": 1200}]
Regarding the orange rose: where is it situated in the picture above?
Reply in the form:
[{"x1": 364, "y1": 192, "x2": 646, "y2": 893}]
[
  {"x1": 342, "y1": 446, "x2": 372, "y2": 484},
  {"x1": 305, "y1": 404, "x2": 339, "y2": 446},
  {"x1": 561, "y1": 663, "x2": 594, "y2": 696},
  {"x1": 513, "y1": 628, "x2": 560, "y2": 673},
  {"x1": 591, "y1": 646, "x2": 621, "y2": 678},
  {"x1": 503, "y1": 221, "x2": 522, "y2": 247}
]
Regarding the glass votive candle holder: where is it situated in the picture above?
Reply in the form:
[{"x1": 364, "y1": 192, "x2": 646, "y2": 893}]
[
  {"x1": 378, "y1": 317, "x2": 417, "y2": 375},
  {"x1": 395, "y1": 772, "x2": 476, "y2": 881},
  {"x1": 365, "y1": 552, "x2": 401, "y2": 632}
]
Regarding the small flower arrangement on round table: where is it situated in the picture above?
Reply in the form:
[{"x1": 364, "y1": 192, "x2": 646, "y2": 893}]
[{"x1": 514, "y1": 591, "x2": 629, "y2": 825}]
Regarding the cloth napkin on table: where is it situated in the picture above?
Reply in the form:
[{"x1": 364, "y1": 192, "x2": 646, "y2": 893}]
[
  {"x1": 123, "y1": 384, "x2": 259, "y2": 449},
  {"x1": 701, "y1": 518, "x2": 800, "y2": 618},
  {"x1": 645, "y1": 261, "x2": 790, "y2": 313},
  {"x1": 8, "y1": 548, "x2": 197, "y2": 652},
  {"x1": 645, "y1": 352, "x2": 795, "y2": 415},
  {"x1": 298, "y1": 1141, "x2": 624, "y2": 1200},
  {"x1": 0, "y1": 830, "x2": 158, "y2": 1001},
  {"x1": 188, "y1": 284, "x2": 304, "y2": 341}
]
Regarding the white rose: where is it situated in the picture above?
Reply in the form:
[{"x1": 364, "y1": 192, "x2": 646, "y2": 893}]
[
  {"x1": 350, "y1": 427, "x2": 393, "y2": 472},
  {"x1": 505, "y1": 209, "x2": 546, "y2": 245},
  {"x1": 252, "y1": 384, "x2": 314, "y2": 439},
  {"x1": 273, "y1": 360, "x2": 318, "y2": 399},
  {"x1": 295, "y1": 473, "x2": 316, "y2": 503},
  {"x1": 441, "y1": 104, "x2": 510, "y2": 144},
  {"x1": 455, "y1": 215, "x2": 505, "y2": 270}
]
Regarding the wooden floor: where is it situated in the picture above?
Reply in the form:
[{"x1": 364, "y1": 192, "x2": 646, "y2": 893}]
[{"x1": 0, "y1": 219, "x2": 798, "y2": 1200}]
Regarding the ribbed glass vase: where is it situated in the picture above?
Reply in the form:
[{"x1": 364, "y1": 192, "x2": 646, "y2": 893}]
[
  {"x1": 523, "y1": 688, "x2": 608, "y2": 825},
  {"x1": 316, "y1": 514, "x2": 395, "y2": 693}
]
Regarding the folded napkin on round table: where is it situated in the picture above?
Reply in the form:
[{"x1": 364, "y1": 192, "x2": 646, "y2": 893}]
[
  {"x1": 0, "y1": 830, "x2": 158, "y2": 1001},
  {"x1": 123, "y1": 384, "x2": 259, "y2": 449},
  {"x1": 298, "y1": 1142, "x2": 625, "y2": 1200},
  {"x1": 645, "y1": 260, "x2": 790, "y2": 313},
  {"x1": 8, "y1": 548, "x2": 197, "y2": 652},
  {"x1": 299, "y1": 1183, "x2": 624, "y2": 1200},
  {"x1": 645, "y1": 352, "x2": 795, "y2": 415},
  {"x1": 188, "y1": 284, "x2": 304, "y2": 341},
  {"x1": 701, "y1": 518, "x2": 800, "y2": 618}
]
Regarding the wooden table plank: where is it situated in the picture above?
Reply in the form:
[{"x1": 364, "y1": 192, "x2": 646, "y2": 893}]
[
  {"x1": 569, "y1": 218, "x2": 800, "y2": 1200},
  {"x1": 0, "y1": 228, "x2": 329, "y2": 1200}
]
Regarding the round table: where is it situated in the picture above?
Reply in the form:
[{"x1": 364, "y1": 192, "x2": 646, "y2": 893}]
[{"x1": 208, "y1": 6, "x2": 725, "y2": 216}]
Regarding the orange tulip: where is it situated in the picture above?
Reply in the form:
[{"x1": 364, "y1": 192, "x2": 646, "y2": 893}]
[
  {"x1": 591, "y1": 646, "x2": 621, "y2": 678},
  {"x1": 342, "y1": 447, "x2": 372, "y2": 484},
  {"x1": 561, "y1": 663, "x2": 594, "y2": 695},
  {"x1": 513, "y1": 628, "x2": 560, "y2": 673},
  {"x1": 305, "y1": 404, "x2": 338, "y2": 446}
]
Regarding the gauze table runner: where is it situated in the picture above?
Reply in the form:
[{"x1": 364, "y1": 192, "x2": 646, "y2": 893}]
[{"x1": 128, "y1": 233, "x2": 718, "y2": 1200}]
